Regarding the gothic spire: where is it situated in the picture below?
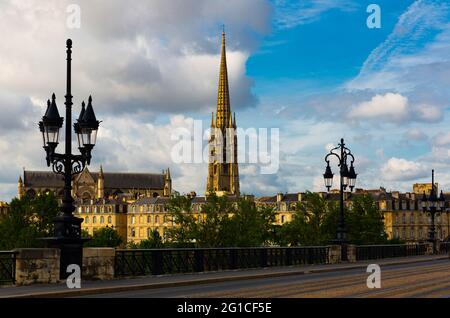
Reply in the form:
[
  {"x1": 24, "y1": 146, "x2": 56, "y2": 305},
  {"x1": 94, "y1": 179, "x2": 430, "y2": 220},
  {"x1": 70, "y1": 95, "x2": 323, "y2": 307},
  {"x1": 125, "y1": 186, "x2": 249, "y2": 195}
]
[{"x1": 216, "y1": 30, "x2": 231, "y2": 128}]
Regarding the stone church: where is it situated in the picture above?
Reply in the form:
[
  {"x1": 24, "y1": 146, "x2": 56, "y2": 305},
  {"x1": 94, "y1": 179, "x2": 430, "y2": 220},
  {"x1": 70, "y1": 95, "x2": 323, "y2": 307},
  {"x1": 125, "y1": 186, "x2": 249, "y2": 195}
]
[
  {"x1": 18, "y1": 166, "x2": 172, "y2": 200},
  {"x1": 206, "y1": 31, "x2": 240, "y2": 197}
]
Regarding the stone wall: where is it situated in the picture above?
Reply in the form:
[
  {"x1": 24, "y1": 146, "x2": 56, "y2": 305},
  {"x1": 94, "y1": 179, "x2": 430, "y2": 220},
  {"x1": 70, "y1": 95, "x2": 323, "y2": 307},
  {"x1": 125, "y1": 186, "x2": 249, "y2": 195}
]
[
  {"x1": 346, "y1": 245, "x2": 357, "y2": 262},
  {"x1": 82, "y1": 248, "x2": 115, "y2": 280},
  {"x1": 14, "y1": 248, "x2": 60, "y2": 285},
  {"x1": 328, "y1": 245, "x2": 341, "y2": 264}
]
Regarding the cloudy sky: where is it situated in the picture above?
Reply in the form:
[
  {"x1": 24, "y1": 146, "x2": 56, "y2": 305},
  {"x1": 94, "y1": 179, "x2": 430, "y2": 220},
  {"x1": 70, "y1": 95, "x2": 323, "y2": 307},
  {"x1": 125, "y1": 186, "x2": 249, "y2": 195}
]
[{"x1": 1, "y1": 0, "x2": 450, "y2": 200}]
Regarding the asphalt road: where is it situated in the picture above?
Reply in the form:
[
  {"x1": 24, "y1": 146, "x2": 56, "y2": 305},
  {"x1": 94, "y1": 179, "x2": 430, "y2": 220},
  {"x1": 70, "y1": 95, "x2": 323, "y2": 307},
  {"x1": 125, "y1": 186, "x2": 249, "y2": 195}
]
[{"x1": 80, "y1": 259, "x2": 450, "y2": 298}]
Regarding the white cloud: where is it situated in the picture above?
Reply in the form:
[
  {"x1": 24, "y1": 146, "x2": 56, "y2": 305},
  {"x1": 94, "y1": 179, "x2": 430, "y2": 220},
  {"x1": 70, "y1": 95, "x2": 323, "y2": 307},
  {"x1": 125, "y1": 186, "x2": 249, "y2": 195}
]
[
  {"x1": 403, "y1": 128, "x2": 427, "y2": 141},
  {"x1": 0, "y1": 0, "x2": 272, "y2": 201},
  {"x1": 380, "y1": 158, "x2": 428, "y2": 181},
  {"x1": 348, "y1": 93, "x2": 408, "y2": 122},
  {"x1": 274, "y1": 0, "x2": 358, "y2": 29}
]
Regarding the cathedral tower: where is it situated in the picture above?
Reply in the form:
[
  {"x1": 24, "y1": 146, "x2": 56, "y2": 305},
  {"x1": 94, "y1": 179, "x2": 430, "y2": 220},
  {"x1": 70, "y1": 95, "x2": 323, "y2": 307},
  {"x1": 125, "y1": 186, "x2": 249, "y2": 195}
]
[{"x1": 206, "y1": 31, "x2": 240, "y2": 196}]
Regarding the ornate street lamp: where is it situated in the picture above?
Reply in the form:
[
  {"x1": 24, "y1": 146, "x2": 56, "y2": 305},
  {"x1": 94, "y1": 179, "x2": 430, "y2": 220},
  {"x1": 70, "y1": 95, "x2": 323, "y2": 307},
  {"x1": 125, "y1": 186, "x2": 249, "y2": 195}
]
[
  {"x1": 39, "y1": 39, "x2": 100, "y2": 279},
  {"x1": 323, "y1": 138, "x2": 357, "y2": 261},
  {"x1": 421, "y1": 170, "x2": 445, "y2": 254}
]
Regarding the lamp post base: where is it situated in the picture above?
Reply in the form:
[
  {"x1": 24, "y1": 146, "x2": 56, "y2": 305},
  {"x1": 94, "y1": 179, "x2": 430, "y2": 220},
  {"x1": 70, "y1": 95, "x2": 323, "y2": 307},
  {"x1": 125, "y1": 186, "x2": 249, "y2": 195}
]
[
  {"x1": 42, "y1": 215, "x2": 89, "y2": 279},
  {"x1": 332, "y1": 237, "x2": 348, "y2": 262}
]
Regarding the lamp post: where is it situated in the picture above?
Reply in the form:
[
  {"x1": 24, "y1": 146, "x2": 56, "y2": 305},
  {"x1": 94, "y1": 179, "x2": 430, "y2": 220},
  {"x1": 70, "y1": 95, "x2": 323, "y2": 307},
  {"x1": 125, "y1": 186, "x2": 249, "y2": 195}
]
[
  {"x1": 323, "y1": 138, "x2": 357, "y2": 261},
  {"x1": 39, "y1": 39, "x2": 100, "y2": 279},
  {"x1": 421, "y1": 170, "x2": 445, "y2": 254}
]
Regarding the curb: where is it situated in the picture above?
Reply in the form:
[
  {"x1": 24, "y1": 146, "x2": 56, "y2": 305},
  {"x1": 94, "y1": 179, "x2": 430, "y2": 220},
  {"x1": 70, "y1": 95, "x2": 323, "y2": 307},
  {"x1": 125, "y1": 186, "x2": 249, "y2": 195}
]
[{"x1": 4, "y1": 256, "x2": 448, "y2": 298}]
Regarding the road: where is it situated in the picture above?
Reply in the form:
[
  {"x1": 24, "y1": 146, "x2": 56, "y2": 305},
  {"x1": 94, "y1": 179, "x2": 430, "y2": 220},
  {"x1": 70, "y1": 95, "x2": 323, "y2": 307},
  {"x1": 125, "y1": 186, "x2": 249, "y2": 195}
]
[{"x1": 81, "y1": 259, "x2": 450, "y2": 298}]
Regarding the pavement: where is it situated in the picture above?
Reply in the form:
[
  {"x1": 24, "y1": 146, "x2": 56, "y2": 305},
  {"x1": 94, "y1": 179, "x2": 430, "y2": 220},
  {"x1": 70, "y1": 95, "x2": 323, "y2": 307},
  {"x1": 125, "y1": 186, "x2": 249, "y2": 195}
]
[{"x1": 0, "y1": 255, "x2": 448, "y2": 298}]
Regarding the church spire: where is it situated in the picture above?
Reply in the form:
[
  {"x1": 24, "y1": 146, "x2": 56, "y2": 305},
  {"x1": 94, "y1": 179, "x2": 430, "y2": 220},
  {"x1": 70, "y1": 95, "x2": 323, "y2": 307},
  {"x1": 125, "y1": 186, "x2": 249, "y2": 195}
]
[{"x1": 216, "y1": 30, "x2": 231, "y2": 128}]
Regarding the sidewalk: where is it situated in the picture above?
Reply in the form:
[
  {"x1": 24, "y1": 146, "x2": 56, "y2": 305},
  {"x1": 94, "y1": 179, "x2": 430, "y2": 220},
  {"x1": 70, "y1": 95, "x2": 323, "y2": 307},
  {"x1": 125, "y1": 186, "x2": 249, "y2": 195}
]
[{"x1": 0, "y1": 255, "x2": 447, "y2": 298}]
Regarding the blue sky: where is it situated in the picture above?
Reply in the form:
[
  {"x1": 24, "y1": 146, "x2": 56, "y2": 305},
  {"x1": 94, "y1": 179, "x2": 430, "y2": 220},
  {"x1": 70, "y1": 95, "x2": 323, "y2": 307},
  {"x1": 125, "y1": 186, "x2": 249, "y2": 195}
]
[{"x1": 0, "y1": 0, "x2": 450, "y2": 200}]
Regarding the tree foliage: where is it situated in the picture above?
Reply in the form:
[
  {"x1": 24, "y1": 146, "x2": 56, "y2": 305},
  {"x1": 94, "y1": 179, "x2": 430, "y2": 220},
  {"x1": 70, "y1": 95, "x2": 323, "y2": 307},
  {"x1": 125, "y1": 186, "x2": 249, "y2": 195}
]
[
  {"x1": 83, "y1": 227, "x2": 123, "y2": 248},
  {"x1": 0, "y1": 193, "x2": 59, "y2": 250},
  {"x1": 165, "y1": 194, "x2": 276, "y2": 247},
  {"x1": 276, "y1": 192, "x2": 388, "y2": 246}
]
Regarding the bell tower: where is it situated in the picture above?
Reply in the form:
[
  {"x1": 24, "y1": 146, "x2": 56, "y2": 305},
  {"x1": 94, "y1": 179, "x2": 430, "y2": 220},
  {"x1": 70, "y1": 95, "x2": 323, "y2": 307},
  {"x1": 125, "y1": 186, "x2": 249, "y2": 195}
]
[{"x1": 206, "y1": 30, "x2": 240, "y2": 197}]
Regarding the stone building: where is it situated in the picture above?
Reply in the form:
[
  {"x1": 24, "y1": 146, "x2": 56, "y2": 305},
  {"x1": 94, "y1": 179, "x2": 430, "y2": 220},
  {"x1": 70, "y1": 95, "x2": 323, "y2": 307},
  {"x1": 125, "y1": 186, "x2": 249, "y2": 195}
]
[
  {"x1": 18, "y1": 166, "x2": 172, "y2": 201},
  {"x1": 76, "y1": 198, "x2": 129, "y2": 241},
  {"x1": 206, "y1": 31, "x2": 240, "y2": 197},
  {"x1": 256, "y1": 185, "x2": 450, "y2": 243},
  {"x1": 0, "y1": 201, "x2": 9, "y2": 215}
]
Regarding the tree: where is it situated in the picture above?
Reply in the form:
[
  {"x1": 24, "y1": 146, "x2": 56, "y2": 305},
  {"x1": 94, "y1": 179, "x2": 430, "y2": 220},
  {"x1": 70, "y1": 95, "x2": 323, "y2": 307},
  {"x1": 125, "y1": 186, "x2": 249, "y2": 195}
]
[
  {"x1": 83, "y1": 227, "x2": 123, "y2": 248},
  {"x1": 0, "y1": 193, "x2": 59, "y2": 250},
  {"x1": 278, "y1": 192, "x2": 333, "y2": 246},
  {"x1": 166, "y1": 194, "x2": 276, "y2": 247},
  {"x1": 137, "y1": 229, "x2": 165, "y2": 249},
  {"x1": 278, "y1": 192, "x2": 388, "y2": 246},
  {"x1": 346, "y1": 195, "x2": 387, "y2": 244},
  {"x1": 221, "y1": 197, "x2": 276, "y2": 247}
]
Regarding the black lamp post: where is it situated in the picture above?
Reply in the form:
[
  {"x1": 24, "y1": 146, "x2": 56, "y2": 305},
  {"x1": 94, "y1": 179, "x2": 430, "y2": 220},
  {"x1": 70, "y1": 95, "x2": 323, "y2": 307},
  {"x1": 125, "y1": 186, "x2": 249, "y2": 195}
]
[
  {"x1": 421, "y1": 170, "x2": 445, "y2": 254},
  {"x1": 323, "y1": 138, "x2": 357, "y2": 261},
  {"x1": 39, "y1": 39, "x2": 100, "y2": 279}
]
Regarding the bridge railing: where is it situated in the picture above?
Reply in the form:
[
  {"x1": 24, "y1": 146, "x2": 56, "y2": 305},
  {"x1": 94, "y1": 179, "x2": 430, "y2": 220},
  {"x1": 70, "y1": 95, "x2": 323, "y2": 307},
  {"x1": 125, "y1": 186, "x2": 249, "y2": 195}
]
[
  {"x1": 115, "y1": 246, "x2": 330, "y2": 277},
  {"x1": 355, "y1": 243, "x2": 428, "y2": 261},
  {"x1": 439, "y1": 242, "x2": 450, "y2": 254},
  {"x1": 0, "y1": 251, "x2": 17, "y2": 285}
]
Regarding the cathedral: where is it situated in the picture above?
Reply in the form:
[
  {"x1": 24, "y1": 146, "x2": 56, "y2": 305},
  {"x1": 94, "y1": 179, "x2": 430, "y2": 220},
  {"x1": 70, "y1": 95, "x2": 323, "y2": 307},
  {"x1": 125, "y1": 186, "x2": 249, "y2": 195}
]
[
  {"x1": 18, "y1": 166, "x2": 172, "y2": 201},
  {"x1": 206, "y1": 31, "x2": 240, "y2": 197}
]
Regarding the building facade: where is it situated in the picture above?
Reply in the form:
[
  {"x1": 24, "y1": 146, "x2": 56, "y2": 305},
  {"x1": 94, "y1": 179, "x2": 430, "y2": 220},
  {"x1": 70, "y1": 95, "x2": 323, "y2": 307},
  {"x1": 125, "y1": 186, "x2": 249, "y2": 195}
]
[
  {"x1": 256, "y1": 185, "x2": 450, "y2": 242},
  {"x1": 0, "y1": 201, "x2": 9, "y2": 216},
  {"x1": 18, "y1": 166, "x2": 172, "y2": 200},
  {"x1": 206, "y1": 31, "x2": 240, "y2": 197}
]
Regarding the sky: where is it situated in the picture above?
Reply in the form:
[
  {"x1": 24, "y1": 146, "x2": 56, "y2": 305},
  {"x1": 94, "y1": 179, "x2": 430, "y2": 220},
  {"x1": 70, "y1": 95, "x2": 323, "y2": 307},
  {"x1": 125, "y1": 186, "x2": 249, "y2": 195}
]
[{"x1": 1, "y1": 0, "x2": 450, "y2": 200}]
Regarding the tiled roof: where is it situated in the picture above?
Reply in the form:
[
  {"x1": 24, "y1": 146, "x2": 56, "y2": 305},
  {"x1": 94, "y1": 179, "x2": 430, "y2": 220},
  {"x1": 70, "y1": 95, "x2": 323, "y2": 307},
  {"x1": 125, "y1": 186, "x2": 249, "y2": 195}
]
[{"x1": 24, "y1": 170, "x2": 165, "y2": 189}]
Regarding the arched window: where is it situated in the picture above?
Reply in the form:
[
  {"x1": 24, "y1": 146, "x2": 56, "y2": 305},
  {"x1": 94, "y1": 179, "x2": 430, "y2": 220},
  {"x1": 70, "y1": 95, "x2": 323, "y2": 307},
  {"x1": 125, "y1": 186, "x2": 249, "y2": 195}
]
[
  {"x1": 100, "y1": 216, "x2": 104, "y2": 224},
  {"x1": 153, "y1": 192, "x2": 159, "y2": 198},
  {"x1": 131, "y1": 228, "x2": 136, "y2": 237},
  {"x1": 155, "y1": 216, "x2": 159, "y2": 224},
  {"x1": 82, "y1": 192, "x2": 92, "y2": 200},
  {"x1": 108, "y1": 216, "x2": 112, "y2": 224},
  {"x1": 85, "y1": 217, "x2": 89, "y2": 224},
  {"x1": 93, "y1": 216, "x2": 97, "y2": 224}
]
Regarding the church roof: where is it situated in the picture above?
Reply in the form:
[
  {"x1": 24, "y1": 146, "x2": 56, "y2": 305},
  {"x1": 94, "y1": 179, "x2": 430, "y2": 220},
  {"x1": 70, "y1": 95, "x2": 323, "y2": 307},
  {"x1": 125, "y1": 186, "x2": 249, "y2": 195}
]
[{"x1": 23, "y1": 170, "x2": 165, "y2": 189}]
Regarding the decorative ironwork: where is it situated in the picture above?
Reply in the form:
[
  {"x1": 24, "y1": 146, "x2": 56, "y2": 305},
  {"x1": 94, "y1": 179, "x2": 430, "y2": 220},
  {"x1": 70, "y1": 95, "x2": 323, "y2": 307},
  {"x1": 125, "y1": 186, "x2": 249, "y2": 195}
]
[
  {"x1": 355, "y1": 244, "x2": 427, "y2": 261},
  {"x1": 115, "y1": 247, "x2": 330, "y2": 277},
  {"x1": 323, "y1": 138, "x2": 357, "y2": 261},
  {"x1": 0, "y1": 251, "x2": 17, "y2": 285},
  {"x1": 439, "y1": 242, "x2": 450, "y2": 254},
  {"x1": 38, "y1": 39, "x2": 99, "y2": 280}
]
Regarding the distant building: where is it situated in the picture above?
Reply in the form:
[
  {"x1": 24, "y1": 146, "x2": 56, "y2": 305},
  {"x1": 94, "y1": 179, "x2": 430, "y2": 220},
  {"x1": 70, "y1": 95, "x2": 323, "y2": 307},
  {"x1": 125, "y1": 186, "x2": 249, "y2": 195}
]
[
  {"x1": 18, "y1": 166, "x2": 172, "y2": 200},
  {"x1": 0, "y1": 201, "x2": 9, "y2": 215},
  {"x1": 206, "y1": 31, "x2": 240, "y2": 197},
  {"x1": 256, "y1": 186, "x2": 450, "y2": 242}
]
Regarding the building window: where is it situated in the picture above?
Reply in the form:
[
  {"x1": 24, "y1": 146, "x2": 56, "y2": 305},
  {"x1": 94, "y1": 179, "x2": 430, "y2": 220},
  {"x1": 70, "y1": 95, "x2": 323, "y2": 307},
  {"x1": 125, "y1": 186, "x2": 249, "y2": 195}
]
[
  {"x1": 131, "y1": 216, "x2": 136, "y2": 225},
  {"x1": 155, "y1": 216, "x2": 159, "y2": 224},
  {"x1": 147, "y1": 216, "x2": 151, "y2": 224},
  {"x1": 131, "y1": 228, "x2": 136, "y2": 237},
  {"x1": 281, "y1": 215, "x2": 286, "y2": 223},
  {"x1": 108, "y1": 216, "x2": 112, "y2": 224},
  {"x1": 93, "y1": 216, "x2": 97, "y2": 224},
  {"x1": 100, "y1": 216, "x2": 104, "y2": 224},
  {"x1": 85, "y1": 217, "x2": 89, "y2": 224}
]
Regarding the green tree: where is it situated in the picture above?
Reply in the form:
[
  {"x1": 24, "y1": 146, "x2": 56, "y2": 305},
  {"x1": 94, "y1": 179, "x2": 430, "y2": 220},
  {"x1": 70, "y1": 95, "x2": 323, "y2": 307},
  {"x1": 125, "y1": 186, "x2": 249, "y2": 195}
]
[
  {"x1": 137, "y1": 229, "x2": 165, "y2": 248},
  {"x1": 346, "y1": 195, "x2": 387, "y2": 244},
  {"x1": 221, "y1": 197, "x2": 277, "y2": 247},
  {"x1": 279, "y1": 192, "x2": 333, "y2": 246},
  {"x1": 83, "y1": 227, "x2": 123, "y2": 248},
  {"x1": 0, "y1": 193, "x2": 59, "y2": 250}
]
